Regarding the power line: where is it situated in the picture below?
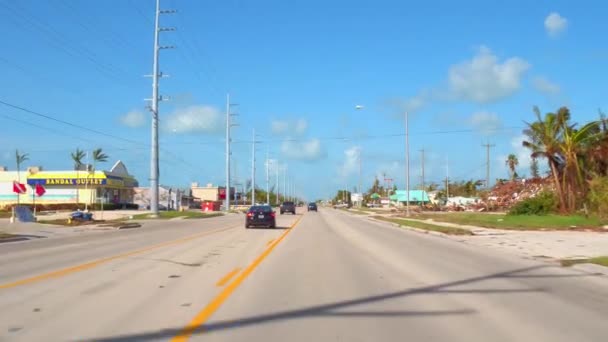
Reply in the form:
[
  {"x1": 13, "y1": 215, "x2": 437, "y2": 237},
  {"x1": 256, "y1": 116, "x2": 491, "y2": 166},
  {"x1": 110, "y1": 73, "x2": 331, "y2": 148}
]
[
  {"x1": 0, "y1": 99, "x2": 202, "y2": 175},
  {"x1": 0, "y1": 99, "x2": 145, "y2": 145},
  {"x1": 0, "y1": 2, "x2": 131, "y2": 84}
]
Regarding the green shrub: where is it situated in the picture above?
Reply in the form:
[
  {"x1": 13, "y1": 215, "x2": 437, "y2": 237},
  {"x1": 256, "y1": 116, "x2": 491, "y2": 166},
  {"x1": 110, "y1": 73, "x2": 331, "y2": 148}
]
[
  {"x1": 588, "y1": 176, "x2": 608, "y2": 219},
  {"x1": 508, "y1": 191, "x2": 557, "y2": 215}
]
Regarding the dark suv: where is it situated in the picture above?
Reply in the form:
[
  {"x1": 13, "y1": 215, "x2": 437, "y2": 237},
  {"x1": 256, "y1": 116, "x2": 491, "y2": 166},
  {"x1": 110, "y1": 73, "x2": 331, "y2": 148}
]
[
  {"x1": 280, "y1": 201, "x2": 296, "y2": 215},
  {"x1": 307, "y1": 202, "x2": 317, "y2": 212}
]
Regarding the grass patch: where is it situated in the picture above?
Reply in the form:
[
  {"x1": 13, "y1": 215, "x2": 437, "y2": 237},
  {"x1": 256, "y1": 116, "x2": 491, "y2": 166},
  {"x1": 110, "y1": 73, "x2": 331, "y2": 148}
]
[
  {"x1": 0, "y1": 232, "x2": 17, "y2": 240},
  {"x1": 129, "y1": 211, "x2": 223, "y2": 220},
  {"x1": 561, "y1": 256, "x2": 608, "y2": 267},
  {"x1": 38, "y1": 219, "x2": 95, "y2": 226},
  {"x1": 418, "y1": 213, "x2": 604, "y2": 230},
  {"x1": 0, "y1": 211, "x2": 12, "y2": 218},
  {"x1": 372, "y1": 216, "x2": 473, "y2": 235}
]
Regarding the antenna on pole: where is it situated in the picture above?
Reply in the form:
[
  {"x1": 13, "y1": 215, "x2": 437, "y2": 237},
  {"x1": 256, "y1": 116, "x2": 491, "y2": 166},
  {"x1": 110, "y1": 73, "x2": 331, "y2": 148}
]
[
  {"x1": 148, "y1": 0, "x2": 175, "y2": 217},
  {"x1": 482, "y1": 142, "x2": 496, "y2": 188}
]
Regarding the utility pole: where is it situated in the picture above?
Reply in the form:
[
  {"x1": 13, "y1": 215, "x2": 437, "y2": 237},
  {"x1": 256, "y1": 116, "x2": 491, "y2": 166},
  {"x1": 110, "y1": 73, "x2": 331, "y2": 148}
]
[
  {"x1": 275, "y1": 160, "x2": 280, "y2": 205},
  {"x1": 224, "y1": 94, "x2": 231, "y2": 212},
  {"x1": 283, "y1": 165, "x2": 287, "y2": 203},
  {"x1": 266, "y1": 147, "x2": 270, "y2": 205},
  {"x1": 251, "y1": 128, "x2": 256, "y2": 206},
  {"x1": 446, "y1": 155, "x2": 450, "y2": 201},
  {"x1": 358, "y1": 148, "x2": 362, "y2": 207},
  {"x1": 420, "y1": 148, "x2": 425, "y2": 193},
  {"x1": 405, "y1": 111, "x2": 410, "y2": 217},
  {"x1": 234, "y1": 159, "x2": 238, "y2": 206},
  {"x1": 148, "y1": 0, "x2": 175, "y2": 217},
  {"x1": 482, "y1": 143, "x2": 496, "y2": 189}
]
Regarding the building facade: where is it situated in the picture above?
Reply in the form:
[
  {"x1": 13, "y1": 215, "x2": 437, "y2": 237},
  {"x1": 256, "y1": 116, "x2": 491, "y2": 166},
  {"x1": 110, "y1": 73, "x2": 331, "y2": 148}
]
[
  {"x1": 0, "y1": 161, "x2": 138, "y2": 208},
  {"x1": 191, "y1": 183, "x2": 233, "y2": 202}
]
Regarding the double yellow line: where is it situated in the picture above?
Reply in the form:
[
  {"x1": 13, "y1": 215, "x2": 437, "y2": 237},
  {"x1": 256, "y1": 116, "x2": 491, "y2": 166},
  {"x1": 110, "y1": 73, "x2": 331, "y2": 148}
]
[
  {"x1": 171, "y1": 216, "x2": 303, "y2": 341},
  {"x1": 0, "y1": 225, "x2": 237, "y2": 290}
]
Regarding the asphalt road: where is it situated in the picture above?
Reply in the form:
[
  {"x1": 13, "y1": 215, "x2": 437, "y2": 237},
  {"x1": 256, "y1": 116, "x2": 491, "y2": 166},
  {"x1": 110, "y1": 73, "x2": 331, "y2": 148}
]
[{"x1": 1, "y1": 209, "x2": 607, "y2": 341}]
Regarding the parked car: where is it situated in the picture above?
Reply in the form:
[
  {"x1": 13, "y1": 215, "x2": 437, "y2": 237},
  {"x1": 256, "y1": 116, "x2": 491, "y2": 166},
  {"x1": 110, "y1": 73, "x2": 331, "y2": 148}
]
[
  {"x1": 307, "y1": 202, "x2": 317, "y2": 212},
  {"x1": 245, "y1": 205, "x2": 276, "y2": 228},
  {"x1": 280, "y1": 201, "x2": 296, "y2": 215}
]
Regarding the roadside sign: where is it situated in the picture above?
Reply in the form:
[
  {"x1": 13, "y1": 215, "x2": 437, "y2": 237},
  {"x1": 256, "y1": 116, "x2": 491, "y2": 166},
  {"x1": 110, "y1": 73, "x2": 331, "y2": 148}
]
[
  {"x1": 13, "y1": 181, "x2": 26, "y2": 194},
  {"x1": 35, "y1": 183, "x2": 46, "y2": 197}
]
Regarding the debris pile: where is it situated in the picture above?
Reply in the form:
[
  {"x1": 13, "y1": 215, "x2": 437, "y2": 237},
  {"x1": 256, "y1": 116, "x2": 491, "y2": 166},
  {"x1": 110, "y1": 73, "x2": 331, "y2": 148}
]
[{"x1": 487, "y1": 177, "x2": 552, "y2": 208}]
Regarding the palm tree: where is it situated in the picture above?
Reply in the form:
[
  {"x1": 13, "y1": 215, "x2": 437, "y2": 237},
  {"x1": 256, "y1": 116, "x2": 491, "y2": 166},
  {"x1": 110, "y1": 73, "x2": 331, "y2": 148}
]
[
  {"x1": 90, "y1": 148, "x2": 109, "y2": 207},
  {"x1": 505, "y1": 154, "x2": 519, "y2": 180},
  {"x1": 71, "y1": 148, "x2": 85, "y2": 205},
  {"x1": 530, "y1": 157, "x2": 540, "y2": 178},
  {"x1": 15, "y1": 150, "x2": 29, "y2": 206},
  {"x1": 559, "y1": 117, "x2": 599, "y2": 211},
  {"x1": 522, "y1": 106, "x2": 569, "y2": 212}
]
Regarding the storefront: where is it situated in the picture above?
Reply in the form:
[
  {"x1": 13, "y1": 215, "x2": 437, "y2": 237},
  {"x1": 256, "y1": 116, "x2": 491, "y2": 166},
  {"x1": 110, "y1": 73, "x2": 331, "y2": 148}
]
[{"x1": 0, "y1": 161, "x2": 138, "y2": 207}]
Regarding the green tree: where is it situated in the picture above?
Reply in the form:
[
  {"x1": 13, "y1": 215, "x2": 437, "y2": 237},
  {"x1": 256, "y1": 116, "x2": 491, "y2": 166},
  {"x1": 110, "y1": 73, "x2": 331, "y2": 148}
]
[
  {"x1": 15, "y1": 150, "x2": 29, "y2": 206},
  {"x1": 505, "y1": 154, "x2": 519, "y2": 180},
  {"x1": 522, "y1": 106, "x2": 570, "y2": 212},
  {"x1": 90, "y1": 148, "x2": 109, "y2": 207}
]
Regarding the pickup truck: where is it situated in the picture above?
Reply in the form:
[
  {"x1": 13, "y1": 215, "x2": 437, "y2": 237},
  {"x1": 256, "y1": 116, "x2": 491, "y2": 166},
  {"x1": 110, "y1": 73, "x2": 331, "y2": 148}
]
[{"x1": 280, "y1": 201, "x2": 296, "y2": 215}]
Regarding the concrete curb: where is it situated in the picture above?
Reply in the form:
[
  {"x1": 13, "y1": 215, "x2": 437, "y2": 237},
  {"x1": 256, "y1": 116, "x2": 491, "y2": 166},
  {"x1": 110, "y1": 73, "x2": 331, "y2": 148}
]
[
  {"x1": 0, "y1": 236, "x2": 30, "y2": 243},
  {"x1": 571, "y1": 263, "x2": 608, "y2": 276},
  {"x1": 367, "y1": 217, "x2": 450, "y2": 238},
  {"x1": 95, "y1": 222, "x2": 142, "y2": 230}
]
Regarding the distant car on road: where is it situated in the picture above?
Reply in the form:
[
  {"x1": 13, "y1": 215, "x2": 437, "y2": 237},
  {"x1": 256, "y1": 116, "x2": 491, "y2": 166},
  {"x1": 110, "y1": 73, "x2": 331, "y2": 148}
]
[
  {"x1": 307, "y1": 202, "x2": 317, "y2": 212},
  {"x1": 280, "y1": 201, "x2": 296, "y2": 215},
  {"x1": 245, "y1": 205, "x2": 276, "y2": 228}
]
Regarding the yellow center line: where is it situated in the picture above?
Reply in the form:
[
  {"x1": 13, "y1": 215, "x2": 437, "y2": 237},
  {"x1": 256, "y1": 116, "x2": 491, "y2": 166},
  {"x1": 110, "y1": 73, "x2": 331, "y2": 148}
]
[
  {"x1": 0, "y1": 225, "x2": 239, "y2": 290},
  {"x1": 266, "y1": 238, "x2": 275, "y2": 246},
  {"x1": 215, "y1": 267, "x2": 241, "y2": 287},
  {"x1": 172, "y1": 216, "x2": 303, "y2": 342}
]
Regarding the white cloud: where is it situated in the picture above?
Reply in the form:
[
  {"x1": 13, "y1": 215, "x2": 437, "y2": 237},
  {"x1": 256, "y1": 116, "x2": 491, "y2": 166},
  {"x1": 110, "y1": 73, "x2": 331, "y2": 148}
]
[
  {"x1": 385, "y1": 93, "x2": 427, "y2": 117},
  {"x1": 339, "y1": 146, "x2": 361, "y2": 177},
  {"x1": 512, "y1": 135, "x2": 532, "y2": 171},
  {"x1": 532, "y1": 76, "x2": 560, "y2": 95},
  {"x1": 470, "y1": 111, "x2": 503, "y2": 135},
  {"x1": 271, "y1": 120, "x2": 289, "y2": 134},
  {"x1": 164, "y1": 105, "x2": 222, "y2": 134},
  {"x1": 294, "y1": 119, "x2": 308, "y2": 135},
  {"x1": 119, "y1": 110, "x2": 146, "y2": 128},
  {"x1": 281, "y1": 138, "x2": 325, "y2": 161},
  {"x1": 272, "y1": 119, "x2": 308, "y2": 135},
  {"x1": 545, "y1": 12, "x2": 568, "y2": 38},
  {"x1": 448, "y1": 46, "x2": 530, "y2": 103}
]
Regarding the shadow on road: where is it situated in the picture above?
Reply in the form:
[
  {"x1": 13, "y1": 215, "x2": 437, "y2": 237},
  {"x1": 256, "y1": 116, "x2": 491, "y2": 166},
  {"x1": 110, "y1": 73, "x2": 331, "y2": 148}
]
[{"x1": 91, "y1": 264, "x2": 595, "y2": 342}]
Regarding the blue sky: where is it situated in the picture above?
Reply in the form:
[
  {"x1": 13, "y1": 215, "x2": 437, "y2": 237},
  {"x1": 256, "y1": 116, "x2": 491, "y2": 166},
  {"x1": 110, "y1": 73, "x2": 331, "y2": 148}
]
[{"x1": 0, "y1": 0, "x2": 606, "y2": 200}]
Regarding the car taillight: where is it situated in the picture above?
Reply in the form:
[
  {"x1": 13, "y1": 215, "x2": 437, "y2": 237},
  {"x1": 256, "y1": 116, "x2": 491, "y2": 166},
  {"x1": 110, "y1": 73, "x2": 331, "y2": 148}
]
[
  {"x1": 247, "y1": 212, "x2": 253, "y2": 217},
  {"x1": 270, "y1": 212, "x2": 276, "y2": 217}
]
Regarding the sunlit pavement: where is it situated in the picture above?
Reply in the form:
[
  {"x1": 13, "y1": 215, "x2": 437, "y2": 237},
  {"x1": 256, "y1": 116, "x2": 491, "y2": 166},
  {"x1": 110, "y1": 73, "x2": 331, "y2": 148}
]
[{"x1": 1, "y1": 209, "x2": 607, "y2": 341}]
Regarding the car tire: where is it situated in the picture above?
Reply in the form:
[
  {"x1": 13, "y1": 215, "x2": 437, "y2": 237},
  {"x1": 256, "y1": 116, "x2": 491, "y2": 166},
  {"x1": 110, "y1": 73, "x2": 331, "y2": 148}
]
[{"x1": 245, "y1": 224, "x2": 250, "y2": 228}]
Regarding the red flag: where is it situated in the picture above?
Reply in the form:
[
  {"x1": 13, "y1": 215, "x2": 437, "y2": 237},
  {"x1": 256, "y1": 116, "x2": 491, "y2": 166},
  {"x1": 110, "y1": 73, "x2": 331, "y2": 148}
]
[
  {"x1": 35, "y1": 183, "x2": 46, "y2": 197},
  {"x1": 13, "y1": 181, "x2": 26, "y2": 194}
]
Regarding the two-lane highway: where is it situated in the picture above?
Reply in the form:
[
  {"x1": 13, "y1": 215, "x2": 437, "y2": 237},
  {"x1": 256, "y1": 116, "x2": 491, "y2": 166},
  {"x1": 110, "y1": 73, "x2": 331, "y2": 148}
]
[{"x1": 1, "y1": 209, "x2": 608, "y2": 341}]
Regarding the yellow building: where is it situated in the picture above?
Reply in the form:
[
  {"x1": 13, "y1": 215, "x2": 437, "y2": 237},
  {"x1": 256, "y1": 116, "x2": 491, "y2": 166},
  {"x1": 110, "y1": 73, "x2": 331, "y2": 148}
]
[{"x1": 0, "y1": 161, "x2": 138, "y2": 207}]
